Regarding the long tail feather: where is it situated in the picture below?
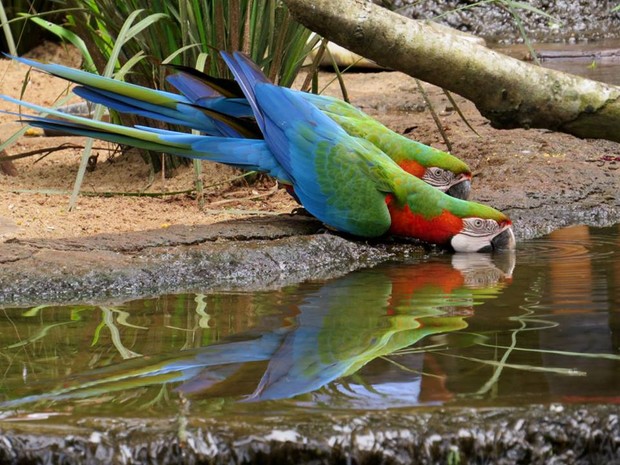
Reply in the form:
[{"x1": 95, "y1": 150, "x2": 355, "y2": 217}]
[
  {"x1": 9, "y1": 54, "x2": 187, "y2": 109},
  {"x1": 11, "y1": 54, "x2": 254, "y2": 138},
  {"x1": 0, "y1": 95, "x2": 290, "y2": 182}
]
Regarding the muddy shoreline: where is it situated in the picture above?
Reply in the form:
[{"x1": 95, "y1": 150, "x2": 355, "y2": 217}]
[{"x1": 1, "y1": 188, "x2": 618, "y2": 308}]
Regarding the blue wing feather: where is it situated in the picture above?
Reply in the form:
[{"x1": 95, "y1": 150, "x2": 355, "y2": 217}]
[
  {"x1": 166, "y1": 73, "x2": 254, "y2": 118},
  {"x1": 219, "y1": 52, "x2": 391, "y2": 236}
]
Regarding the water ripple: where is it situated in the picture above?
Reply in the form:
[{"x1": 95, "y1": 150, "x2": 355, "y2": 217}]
[{"x1": 517, "y1": 234, "x2": 617, "y2": 265}]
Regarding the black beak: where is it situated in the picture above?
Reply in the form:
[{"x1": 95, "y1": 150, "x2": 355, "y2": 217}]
[
  {"x1": 491, "y1": 226, "x2": 516, "y2": 251},
  {"x1": 446, "y1": 179, "x2": 471, "y2": 200}
]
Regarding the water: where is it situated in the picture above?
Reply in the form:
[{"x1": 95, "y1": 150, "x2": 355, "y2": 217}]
[
  {"x1": 0, "y1": 225, "x2": 618, "y2": 421},
  {"x1": 497, "y1": 39, "x2": 620, "y2": 86}
]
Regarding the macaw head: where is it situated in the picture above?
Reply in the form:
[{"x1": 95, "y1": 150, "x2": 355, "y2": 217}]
[
  {"x1": 386, "y1": 193, "x2": 516, "y2": 253},
  {"x1": 448, "y1": 215, "x2": 515, "y2": 253},
  {"x1": 397, "y1": 147, "x2": 473, "y2": 200},
  {"x1": 421, "y1": 166, "x2": 472, "y2": 199}
]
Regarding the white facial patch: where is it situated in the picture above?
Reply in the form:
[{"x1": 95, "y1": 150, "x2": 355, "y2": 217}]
[
  {"x1": 450, "y1": 218, "x2": 505, "y2": 253},
  {"x1": 422, "y1": 167, "x2": 454, "y2": 191}
]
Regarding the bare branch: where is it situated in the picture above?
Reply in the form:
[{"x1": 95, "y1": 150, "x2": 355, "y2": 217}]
[{"x1": 283, "y1": 0, "x2": 620, "y2": 143}]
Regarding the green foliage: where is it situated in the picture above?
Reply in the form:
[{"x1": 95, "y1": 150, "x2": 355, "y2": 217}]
[
  {"x1": 69, "y1": 0, "x2": 316, "y2": 175},
  {"x1": 66, "y1": 0, "x2": 318, "y2": 88},
  {"x1": 8, "y1": 0, "x2": 318, "y2": 199},
  {"x1": 0, "y1": 0, "x2": 66, "y2": 55}
]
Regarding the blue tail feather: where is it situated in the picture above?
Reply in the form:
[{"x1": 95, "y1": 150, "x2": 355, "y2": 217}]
[
  {"x1": 73, "y1": 86, "x2": 226, "y2": 134},
  {"x1": 0, "y1": 93, "x2": 290, "y2": 183}
]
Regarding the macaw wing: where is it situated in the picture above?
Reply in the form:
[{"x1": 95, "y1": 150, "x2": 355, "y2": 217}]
[
  {"x1": 257, "y1": 85, "x2": 393, "y2": 237},
  {"x1": 288, "y1": 132, "x2": 392, "y2": 236},
  {"x1": 220, "y1": 51, "x2": 393, "y2": 237},
  {"x1": 246, "y1": 269, "x2": 395, "y2": 401}
]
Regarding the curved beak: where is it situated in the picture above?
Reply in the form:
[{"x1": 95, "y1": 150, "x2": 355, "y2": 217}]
[
  {"x1": 491, "y1": 225, "x2": 516, "y2": 251},
  {"x1": 446, "y1": 178, "x2": 471, "y2": 200}
]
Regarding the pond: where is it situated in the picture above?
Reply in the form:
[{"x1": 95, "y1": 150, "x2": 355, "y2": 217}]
[
  {"x1": 1, "y1": 225, "x2": 618, "y2": 421},
  {"x1": 498, "y1": 39, "x2": 620, "y2": 86}
]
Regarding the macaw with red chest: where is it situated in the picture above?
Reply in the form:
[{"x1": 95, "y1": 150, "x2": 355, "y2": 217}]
[{"x1": 1, "y1": 52, "x2": 514, "y2": 252}]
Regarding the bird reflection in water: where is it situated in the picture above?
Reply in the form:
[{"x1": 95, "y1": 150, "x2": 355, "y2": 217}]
[{"x1": 0, "y1": 252, "x2": 514, "y2": 409}]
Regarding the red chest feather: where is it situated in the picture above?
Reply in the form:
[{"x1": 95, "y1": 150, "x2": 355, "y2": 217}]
[{"x1": 386, "y1": 196, "x2": 463, "y2": 245}]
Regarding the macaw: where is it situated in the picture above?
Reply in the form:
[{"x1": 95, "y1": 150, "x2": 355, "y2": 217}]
[
  {"x1": 1, "y1": 52, "x2": 515, "y2": 252},
  {"x1": 220, "y1": 51, "x2": 514, "y2": 252},
  {"x1": 8, "y1": 54, "x2": 471, "y2": 198},
  {"x1": 165, "y1": 66, "x2": 473, "y2": 198}
]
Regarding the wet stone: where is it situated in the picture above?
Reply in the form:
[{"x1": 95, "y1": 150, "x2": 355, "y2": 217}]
[
  {"x1": 1, "y1": 406, "x2": 619, "y2": 464},
  {"x1": 0, "y1": 216, "x2": 420, "y2": 307}
]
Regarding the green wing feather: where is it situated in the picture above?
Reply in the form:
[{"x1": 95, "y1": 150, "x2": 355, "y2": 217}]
[{"x1": 302, "y1": 93, "x2": 471, "y2": 175}]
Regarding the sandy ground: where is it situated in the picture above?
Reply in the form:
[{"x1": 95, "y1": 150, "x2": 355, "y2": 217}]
[{"x1": 0, "y1": 42, "x2": 618, "y2": 242}]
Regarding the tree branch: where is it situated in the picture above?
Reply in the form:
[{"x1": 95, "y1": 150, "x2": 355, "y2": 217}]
[{"x1": 283, "y1": 0, "x2": 620, "y2": 143}]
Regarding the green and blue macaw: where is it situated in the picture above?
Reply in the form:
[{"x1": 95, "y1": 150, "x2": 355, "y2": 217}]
[
  {"x1": 164, "y1": 65, "x2": 473, "y2": 198},
  {"x1": 8, "y1": 54, "x2": 472, "y2": 198},
  {"x1": 1, "y1": 52, "x2": 515, "y2": 252}
]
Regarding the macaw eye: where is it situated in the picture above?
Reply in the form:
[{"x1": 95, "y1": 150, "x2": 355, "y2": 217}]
[
  {"x1": 463, "y1": 218, "x2": 500, "y2": 237},
  {"x1": 423, "y1": 167, "x2": 452, "y2": 187}
]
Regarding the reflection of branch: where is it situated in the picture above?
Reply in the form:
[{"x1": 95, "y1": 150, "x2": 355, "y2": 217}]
[
  {"x1": 440, "y1": 352, "x2": 586, "y2": 377},
  {"x1": 476, "y1": 343, "x2": 620, "y2": 361},
  {"x1": 100, "y1": 307, "x2": 141, "y2": 359},
  {"x1": 6, "y1": 322, "x2": 73, "y2": 349}
]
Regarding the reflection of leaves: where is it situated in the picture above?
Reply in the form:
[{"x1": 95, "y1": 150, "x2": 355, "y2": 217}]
[
  {"x1": 441, "y1": 352, "x2": 586, "y2": 376},
  {"x1": 6, "y1": 321, "x2": 74, "y2": 349},
  {"x1": 477, "y1": 342, "x2": 620, "y2": 361},
  {"x1": 113, "y1": 309, "x2": 148, "y2": 330},
  {"x1": 100, "y1": 307, "x2": 142, "y2": 360},
  {"x1": 21, "y1": 305, "x2": 48, "y2": 317},
  {"x1": 194, "y1": 294, "x2": 212, "y2": 329}
]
